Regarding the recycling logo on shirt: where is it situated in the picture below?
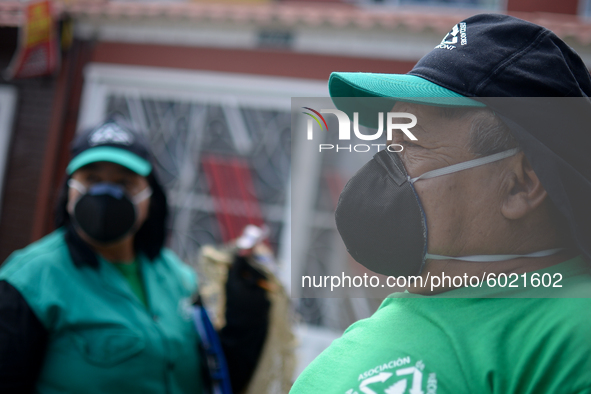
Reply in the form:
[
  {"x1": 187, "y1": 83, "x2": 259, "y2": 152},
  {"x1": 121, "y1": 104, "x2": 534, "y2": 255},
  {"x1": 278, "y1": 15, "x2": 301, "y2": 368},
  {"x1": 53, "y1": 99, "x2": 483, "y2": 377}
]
[{"x1": 345, "y1": 358, "x2": 437, "y2": 394}]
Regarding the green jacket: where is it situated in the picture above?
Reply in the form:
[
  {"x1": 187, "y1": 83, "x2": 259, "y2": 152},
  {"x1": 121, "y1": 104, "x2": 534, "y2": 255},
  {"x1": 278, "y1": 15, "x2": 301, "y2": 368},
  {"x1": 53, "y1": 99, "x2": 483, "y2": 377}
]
[{"x1": 0, "y1": 228, "x2": 202, "y2": 394}]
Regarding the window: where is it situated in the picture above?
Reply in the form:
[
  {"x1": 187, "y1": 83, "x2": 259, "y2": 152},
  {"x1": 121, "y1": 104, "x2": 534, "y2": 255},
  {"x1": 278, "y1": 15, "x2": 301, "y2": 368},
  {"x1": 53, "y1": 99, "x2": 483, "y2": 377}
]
[
  {"x1": 78, "y1": 64, "x2": 380, "y2": 331},
  {"x1": 581, "y1": 0, "x2": 591, "y2": 18}
]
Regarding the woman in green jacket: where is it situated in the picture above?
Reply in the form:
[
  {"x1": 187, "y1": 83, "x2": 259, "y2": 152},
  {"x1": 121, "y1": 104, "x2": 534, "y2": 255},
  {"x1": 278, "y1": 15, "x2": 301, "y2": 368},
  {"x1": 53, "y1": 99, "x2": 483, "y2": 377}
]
[{"x1": 0, "y1": 121, "x2": 204, "y2": 393}]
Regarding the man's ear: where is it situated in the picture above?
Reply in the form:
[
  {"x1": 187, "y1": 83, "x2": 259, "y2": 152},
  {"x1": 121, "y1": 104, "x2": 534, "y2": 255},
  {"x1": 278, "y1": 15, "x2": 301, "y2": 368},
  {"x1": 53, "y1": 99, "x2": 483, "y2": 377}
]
[{"x1": 501, "y1": 152, "x2": 547, "y2": 220}]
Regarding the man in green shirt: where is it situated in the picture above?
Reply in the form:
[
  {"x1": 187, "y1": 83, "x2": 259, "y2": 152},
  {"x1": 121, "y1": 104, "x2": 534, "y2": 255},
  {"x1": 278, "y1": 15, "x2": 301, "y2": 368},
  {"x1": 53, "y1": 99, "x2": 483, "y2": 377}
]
[{"x1": 292, "y1": 14, "x2": 591, "y2": 394}]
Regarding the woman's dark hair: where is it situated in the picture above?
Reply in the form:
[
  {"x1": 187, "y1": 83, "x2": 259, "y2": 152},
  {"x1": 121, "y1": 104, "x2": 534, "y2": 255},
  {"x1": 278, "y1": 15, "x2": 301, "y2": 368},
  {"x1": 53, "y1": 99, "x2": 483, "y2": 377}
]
[{"x1": 54, "y1": 171, "x2": 169, "y2": 261}]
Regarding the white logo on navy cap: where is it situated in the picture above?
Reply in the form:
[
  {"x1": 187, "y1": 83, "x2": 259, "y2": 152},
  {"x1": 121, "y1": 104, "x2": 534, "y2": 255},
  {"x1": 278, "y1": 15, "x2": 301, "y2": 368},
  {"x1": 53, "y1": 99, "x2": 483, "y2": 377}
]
[
  {"x1": 88, "y1": 123, "x2": 133, "y2": 146},
  {"x1": 435, "y1": 22, "x2": 467, "y2": 50}
]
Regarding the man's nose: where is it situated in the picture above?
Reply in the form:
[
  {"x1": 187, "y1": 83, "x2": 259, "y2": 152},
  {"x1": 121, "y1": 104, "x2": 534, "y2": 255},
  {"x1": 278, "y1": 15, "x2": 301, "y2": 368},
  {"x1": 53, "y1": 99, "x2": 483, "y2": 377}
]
[{"x1": 387, "y1": 136, "x2": 399, "y2": 147}]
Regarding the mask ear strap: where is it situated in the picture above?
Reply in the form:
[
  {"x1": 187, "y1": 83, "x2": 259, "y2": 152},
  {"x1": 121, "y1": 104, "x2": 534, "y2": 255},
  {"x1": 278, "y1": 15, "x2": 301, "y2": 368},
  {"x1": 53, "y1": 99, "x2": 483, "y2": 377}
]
[
  {"x1": 425, "y1": 248, "x2": 563, "y2": 262},
  {"x1": 132, "y1": 187, "x2": 152, "y2": 204},
  {"x1": 68, "y1": 178, "x2": 87, "y2": 194},
  {"x1": 410, "y1": 148, "x2": 520, "y2": 184}
]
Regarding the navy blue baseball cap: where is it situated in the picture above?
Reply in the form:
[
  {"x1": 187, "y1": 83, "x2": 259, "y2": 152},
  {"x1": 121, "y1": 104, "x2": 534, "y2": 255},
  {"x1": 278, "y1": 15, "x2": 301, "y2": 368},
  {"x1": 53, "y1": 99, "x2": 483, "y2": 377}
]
[
  {"x1": 68, "y1": 121, "x2": 153, "y2": 176},
  {"x1": 329, "y1": 13, "x2": 591, "y2": 261},
  {"x1": 329, "y1": 14, "x2": 591, "y2": 120}
]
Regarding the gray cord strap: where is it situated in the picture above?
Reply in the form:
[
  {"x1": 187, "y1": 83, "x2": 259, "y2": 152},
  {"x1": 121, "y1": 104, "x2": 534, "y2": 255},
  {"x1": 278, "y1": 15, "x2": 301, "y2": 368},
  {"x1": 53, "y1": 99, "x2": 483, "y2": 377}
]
[
  {"x1": 410, "y1": 148, "x2": 520, "y2": 184},
  {"x1": 132, "y1": 187, "x2": 153, "y2": 204},
  {"x1": 425, "y1": 248, "x2": 564, "y2": 262},
  {"x1": 67, "y1": 178, "x2": 87, "y2": 194}
]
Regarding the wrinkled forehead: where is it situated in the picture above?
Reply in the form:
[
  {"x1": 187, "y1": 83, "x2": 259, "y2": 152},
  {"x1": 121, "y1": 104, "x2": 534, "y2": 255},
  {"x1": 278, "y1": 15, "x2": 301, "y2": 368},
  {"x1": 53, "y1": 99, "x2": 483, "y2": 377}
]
[{"x1": 389, "y1": 102, "x2": 481, "y2": 146}]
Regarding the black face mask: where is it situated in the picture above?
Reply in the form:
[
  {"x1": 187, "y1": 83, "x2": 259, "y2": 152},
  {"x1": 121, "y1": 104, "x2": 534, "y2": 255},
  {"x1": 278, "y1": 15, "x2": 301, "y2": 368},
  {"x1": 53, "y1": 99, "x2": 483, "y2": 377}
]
[
  {"x1": 334, "y1": 147, "x2": 559, "y2": 277},
  {"x1": 335, "y1": 150, "x2": 428, "y2": 277},
  {"x1": 68, "y1": 179, "x2": 152, "y2": 244}
]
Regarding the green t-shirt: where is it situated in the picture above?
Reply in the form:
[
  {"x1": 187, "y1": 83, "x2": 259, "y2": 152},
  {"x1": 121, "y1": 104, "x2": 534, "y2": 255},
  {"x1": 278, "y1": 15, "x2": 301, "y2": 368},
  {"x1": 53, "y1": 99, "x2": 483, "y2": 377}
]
[
  {"x1": 291, "y1": 256, "x2": 591, "y2": 394},
  {"x1": 109, "y1": 258, "x2": 148, "y2": 308}
]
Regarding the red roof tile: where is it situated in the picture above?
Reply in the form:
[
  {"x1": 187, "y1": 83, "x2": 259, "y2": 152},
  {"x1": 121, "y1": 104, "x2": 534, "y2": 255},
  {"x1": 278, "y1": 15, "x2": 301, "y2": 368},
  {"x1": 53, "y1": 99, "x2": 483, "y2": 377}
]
[{"x1": 0, "y1": 1, "x2": 590, "y2": 45}]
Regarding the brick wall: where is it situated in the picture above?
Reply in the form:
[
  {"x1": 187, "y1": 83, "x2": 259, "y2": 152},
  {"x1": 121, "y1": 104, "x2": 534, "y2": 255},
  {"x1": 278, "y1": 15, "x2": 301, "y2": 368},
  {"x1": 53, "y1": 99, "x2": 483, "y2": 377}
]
[{"x1": 0, "y1": 27, "x2": 57, "y2": 263}]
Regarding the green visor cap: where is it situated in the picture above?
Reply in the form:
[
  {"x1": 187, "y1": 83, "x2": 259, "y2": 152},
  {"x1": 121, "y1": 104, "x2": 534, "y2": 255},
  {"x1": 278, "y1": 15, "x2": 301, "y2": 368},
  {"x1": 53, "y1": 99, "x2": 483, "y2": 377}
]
[
  {"x1": 328, "y1": 73, "x2": 485, "y2": 129},
  {"x1": 67, "y1": 146, "x2": 152, "y2": 176}
]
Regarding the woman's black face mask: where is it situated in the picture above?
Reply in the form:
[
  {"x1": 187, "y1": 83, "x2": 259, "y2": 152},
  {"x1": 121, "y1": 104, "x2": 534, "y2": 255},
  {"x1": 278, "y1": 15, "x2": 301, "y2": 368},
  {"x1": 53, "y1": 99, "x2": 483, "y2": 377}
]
[{"x1": 68, "y1": 179, "x2": 152, "y2": 244}]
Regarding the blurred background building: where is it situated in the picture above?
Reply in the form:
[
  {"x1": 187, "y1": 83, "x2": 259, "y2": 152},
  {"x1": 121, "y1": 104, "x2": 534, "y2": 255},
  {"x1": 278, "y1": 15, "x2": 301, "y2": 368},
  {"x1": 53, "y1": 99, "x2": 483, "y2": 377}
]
[{"x1": 0, "y1": 0, "x2": 590, "y2": 381}]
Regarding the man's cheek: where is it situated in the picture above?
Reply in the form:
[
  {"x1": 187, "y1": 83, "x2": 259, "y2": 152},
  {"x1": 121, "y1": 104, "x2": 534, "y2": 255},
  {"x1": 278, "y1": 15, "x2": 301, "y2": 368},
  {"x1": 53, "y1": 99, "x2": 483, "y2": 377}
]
[{"x1": 399, "y1": 152, "x2": 432, "y2": 179}]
